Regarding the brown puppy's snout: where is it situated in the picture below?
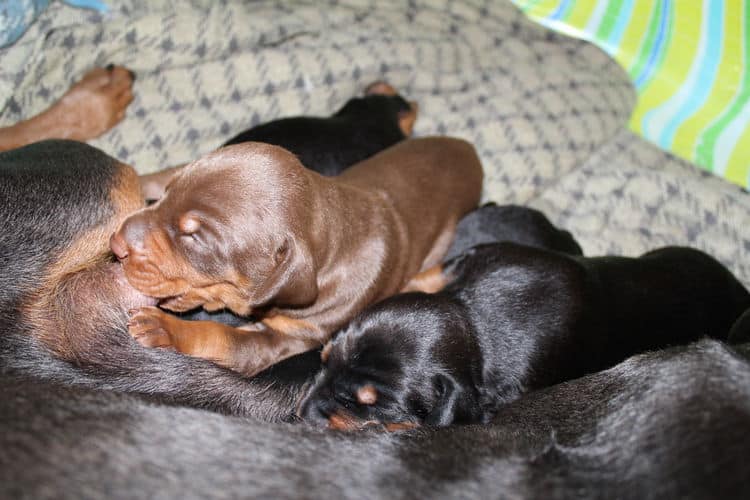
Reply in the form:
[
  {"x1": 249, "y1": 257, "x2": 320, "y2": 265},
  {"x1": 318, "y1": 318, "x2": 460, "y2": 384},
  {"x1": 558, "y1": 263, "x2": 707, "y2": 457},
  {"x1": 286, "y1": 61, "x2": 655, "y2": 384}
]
[{"x1": 110, "y1": 213, "x2": 151, "y2": 260}]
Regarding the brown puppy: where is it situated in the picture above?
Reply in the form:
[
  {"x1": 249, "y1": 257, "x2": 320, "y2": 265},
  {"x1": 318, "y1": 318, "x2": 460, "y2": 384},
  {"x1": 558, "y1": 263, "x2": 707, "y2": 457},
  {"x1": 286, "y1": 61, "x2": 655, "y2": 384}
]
[
  {"x1": 111, "y1": 137, "x2": 483, "y2": 376},
  {"x1": 1, "y1": 140, "x2": 319, "y2": 419}
]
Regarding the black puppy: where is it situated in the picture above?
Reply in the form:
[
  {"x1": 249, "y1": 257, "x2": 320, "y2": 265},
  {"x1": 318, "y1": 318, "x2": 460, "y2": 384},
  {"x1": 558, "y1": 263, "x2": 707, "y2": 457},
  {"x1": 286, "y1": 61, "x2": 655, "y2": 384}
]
[
  {"x1": 140, "y1": 81, "x2": 417, "y2": 201},
  {"x1": 445, "y1": 202, "x2": 582, "y2": 260},
  {"x1": 223, "y1": 81, "x2": 416, "y2": 176},
  {"x1": 299, "y1": 242, "x2": 750, "y2": 428},
  {"x1": 3, "y1": 340, "x2": 750, "y2": 498}
]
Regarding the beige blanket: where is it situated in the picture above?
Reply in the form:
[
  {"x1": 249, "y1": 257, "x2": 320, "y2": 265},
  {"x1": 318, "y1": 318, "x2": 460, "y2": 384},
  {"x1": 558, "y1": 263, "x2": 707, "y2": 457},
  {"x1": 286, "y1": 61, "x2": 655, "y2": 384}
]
[{"x1": 2, "y1": 0, "x2": 748, "y2": 285}]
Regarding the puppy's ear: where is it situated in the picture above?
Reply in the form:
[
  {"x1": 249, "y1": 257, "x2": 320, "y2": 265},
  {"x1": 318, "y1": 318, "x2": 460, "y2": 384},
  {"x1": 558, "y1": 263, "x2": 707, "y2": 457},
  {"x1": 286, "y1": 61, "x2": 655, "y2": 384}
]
[
  {"x1": 253, "y1": 236, "x2": 319, "y2": 307},
  {"x1": 424, "y1": 373, "x2": 469, "y2": 426},
  {"x1": 729, "y1": 308, "x2": 750, "y2": 344}
]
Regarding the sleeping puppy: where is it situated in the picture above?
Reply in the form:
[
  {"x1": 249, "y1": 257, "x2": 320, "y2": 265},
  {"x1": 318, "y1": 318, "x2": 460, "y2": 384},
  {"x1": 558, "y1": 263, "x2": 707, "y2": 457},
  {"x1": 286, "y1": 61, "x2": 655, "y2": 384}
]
[
  {"x1": 139, "y1": 81, "x2": 417, "y2": 201},
  {"x1": 223, "y1": 81, "x2": 417, "y2": 175},
  {"x1": 445, "y1": 202, "x2": 582, "y2": 260},
  {"x1": 299, "y1": 242, "x2": 750, "y2": 429},
  {"x1": 3, "y1": 340, "x2": 750, "y2": 498},
  {"x1": 111, "y1": 137, "x2": 483, "y2": 377},
  {"x1": 0, "y1": 140, "x2": 318, "y2": 421}
]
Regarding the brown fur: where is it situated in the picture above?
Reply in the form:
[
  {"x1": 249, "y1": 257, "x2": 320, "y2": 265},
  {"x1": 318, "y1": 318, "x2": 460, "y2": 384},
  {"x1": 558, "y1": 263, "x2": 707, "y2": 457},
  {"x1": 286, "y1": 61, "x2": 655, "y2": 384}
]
[
  {"x1": 0, "y1": 67, "x2": 134, "y2": 153},
  {"x1": 112, "y1": 137, "x2": 483, "y2": 376}
]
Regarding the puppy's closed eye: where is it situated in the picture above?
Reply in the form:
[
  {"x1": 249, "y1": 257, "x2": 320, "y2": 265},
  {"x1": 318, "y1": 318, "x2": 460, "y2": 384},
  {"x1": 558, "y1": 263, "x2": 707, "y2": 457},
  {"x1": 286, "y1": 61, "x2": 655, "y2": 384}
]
[{"x1": 274, "y1": 240, "x2": 289, "y2": 265}]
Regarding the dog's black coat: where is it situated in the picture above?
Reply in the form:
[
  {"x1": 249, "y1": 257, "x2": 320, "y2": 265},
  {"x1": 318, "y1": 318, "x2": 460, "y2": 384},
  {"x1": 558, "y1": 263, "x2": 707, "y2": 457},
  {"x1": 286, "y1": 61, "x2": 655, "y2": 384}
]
[
  {"x1": 0, "y1": 141, "x2": 120, "y2": 310},
  {"x1": 2, "y1": 340, "x2": 749, "y2": 499},
  {"x1": 301, "y1": 242, "x2": 750, "y2": 427},
  {"x1": 445, "y1": 202, "x2": 583, "y2": 260},
  {"x1": 222, "y1": 93, "x2": 412, "y2": 176}
]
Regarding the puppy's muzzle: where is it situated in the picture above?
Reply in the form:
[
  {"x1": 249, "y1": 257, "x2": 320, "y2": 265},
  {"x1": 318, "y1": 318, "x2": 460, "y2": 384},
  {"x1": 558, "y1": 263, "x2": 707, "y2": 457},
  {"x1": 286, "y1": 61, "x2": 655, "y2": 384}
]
[
  {"x1": 110, "y1": 212, "x2": 152, "y2": 261},
  {"x1": 297, "y1": 397, "x2": 332, "y2": 428}
]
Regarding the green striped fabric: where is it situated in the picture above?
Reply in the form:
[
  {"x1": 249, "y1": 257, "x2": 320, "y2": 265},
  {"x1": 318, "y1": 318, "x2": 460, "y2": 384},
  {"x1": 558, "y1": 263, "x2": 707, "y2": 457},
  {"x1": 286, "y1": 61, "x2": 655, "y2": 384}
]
[{"x1": 512, "y1": 0, "x2": 750, "y2": 189}]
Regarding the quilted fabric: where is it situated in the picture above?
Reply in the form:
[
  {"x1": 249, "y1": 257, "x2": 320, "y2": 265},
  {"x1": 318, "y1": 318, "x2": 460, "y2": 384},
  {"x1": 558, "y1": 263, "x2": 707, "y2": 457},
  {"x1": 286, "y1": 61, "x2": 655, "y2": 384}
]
[{"x1": 0, "y1": 0, "x2": 748, "y2": 286}]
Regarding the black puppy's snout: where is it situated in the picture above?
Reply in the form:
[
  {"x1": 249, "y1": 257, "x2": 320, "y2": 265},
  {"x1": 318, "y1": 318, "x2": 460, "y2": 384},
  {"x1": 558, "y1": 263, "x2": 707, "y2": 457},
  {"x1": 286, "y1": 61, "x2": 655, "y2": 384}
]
[
  {"x1": 298, "y1": 397, "x2": 332, "y2": 427},
  {"x1": 111, "y1": 213, "x2": 152, "y2": 260}
]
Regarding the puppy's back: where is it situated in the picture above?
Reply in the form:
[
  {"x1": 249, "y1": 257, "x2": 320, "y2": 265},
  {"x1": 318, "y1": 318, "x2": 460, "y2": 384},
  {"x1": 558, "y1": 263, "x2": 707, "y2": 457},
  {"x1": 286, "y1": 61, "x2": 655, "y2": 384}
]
[
  {"x1": 447, "y1": 243, "x2": 750, "y2": 391},
  {"x1": 585, "y1": 246, "x2": 750, "y2": 347},
  {"x1": 340, "y1": 136, "x2": 483, "y2": 215}
]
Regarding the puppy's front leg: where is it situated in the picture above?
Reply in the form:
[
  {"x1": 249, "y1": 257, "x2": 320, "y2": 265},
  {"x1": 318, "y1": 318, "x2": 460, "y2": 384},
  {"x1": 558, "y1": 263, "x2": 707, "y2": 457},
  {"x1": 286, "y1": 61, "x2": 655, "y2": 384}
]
[
  {"x1": 401, "y1": 265, "x2": 450, "y2": 294},
  {"x1": 128, "y1": 307, "x2": 321, "y2": 376}
]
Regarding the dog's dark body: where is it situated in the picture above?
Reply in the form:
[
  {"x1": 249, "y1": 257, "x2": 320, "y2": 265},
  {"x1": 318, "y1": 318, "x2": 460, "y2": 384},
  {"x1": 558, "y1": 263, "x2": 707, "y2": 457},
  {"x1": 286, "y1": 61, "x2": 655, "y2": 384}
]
[
  {"x1": 0, "y1": 140, "x2": 317, "y2": 420},
  {"x1": 301, "y1": 242, "x2": 750, "y2": 428},
  {"x1": 222, "y1": 92, "x2": 414, "y2": 176},
  {"x1": 2, "y1": 143, "x2": 750, "y2": 498},
  {"x1": 445, "y1": 202, "x2": 583, "y2": 260},
  {"x1": 2, "y1": 340, "x2": 749, "y2": 499}
]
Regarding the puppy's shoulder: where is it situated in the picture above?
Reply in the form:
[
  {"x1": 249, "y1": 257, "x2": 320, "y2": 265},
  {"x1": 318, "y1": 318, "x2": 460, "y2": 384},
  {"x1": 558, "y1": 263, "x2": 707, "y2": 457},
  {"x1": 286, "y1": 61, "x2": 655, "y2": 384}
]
[{"x1": 445, "y1": 242, "x2": 586, "y2": 294}]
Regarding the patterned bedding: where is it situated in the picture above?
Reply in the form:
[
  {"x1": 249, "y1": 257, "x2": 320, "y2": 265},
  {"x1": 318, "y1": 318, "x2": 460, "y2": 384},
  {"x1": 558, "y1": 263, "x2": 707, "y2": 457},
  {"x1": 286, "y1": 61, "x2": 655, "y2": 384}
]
[{"x1": 1, "y1": 0, "x2": 748, "y2": 289}]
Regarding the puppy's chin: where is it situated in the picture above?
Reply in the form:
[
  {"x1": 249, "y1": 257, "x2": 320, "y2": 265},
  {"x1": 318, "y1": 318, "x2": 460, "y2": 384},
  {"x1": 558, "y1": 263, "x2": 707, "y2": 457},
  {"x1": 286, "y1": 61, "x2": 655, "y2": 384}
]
[
  {"x1": 110, "y1": 263, "x2": 159, "y2": 311},
  {"x1": 120, "y1": 260, "x2": 189, "y2": 299}
]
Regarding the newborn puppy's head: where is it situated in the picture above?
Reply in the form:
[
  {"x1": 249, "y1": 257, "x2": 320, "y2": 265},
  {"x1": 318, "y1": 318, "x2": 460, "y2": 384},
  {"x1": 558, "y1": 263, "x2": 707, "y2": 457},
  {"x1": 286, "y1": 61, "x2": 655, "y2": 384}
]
[
  {"x1": 298, "y1": 293, "x2": 484, "y2": 430},
  {"x1": 335, "y1": 81, "x2": 418, "y2": 136},
  {"x1": 110, "y1": 143, "x2": 319, "y2": 315}
]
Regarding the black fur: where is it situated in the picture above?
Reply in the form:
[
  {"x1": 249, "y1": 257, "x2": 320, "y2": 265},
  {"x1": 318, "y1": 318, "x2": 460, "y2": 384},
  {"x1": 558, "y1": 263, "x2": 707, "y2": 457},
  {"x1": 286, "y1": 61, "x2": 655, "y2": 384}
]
[
  {"x1": 0, "y1": 141, "x2": 119, "y2": 311},
  {"x1": 445, "y1": 202, "x2": 583, "y2": 260},
  {"x1": 301, "y1": 242, "x2": 750, "y2": 426},
  {"x1": 2, "y1": 340, "x2": 749, "y2": 498},
  {"x1": 222, "y1": 93, "x2": 412, "y2": 176}
]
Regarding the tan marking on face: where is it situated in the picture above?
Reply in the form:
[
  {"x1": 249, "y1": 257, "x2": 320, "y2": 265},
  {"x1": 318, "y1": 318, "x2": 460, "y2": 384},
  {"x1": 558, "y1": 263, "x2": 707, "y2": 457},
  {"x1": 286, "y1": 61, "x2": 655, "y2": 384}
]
[
  {"x1": 158, "y1": 280, "x2": 252, "y2": 314},
  {"x1": 398, "y1": 101, "x2": 418, "y2": 136},
  {"x1": 118, "y1": 226, "x2": 198, "y2": 298},
  {"x1": 178, "y1": 212, "x2": 201, "y2": 235},
  {"x1": 328, "y1": 410, "x2": 367, "y2": 431},
  {"x1": 356, "y1": 384, "x2": 378, "y2": 405},
  {"x1": 384, "y1": 422, "x2": 419, "y2": 432},
  {"x1": 118, "y1": 221, "x2": 254, "y2": 314}
]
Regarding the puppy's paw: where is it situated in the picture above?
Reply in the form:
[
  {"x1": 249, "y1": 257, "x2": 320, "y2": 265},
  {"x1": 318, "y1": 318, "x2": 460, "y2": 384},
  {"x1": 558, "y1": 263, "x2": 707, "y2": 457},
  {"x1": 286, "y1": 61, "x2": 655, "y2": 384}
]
[
  {"x1": 128, "y1": 306, "x2": 175, "y2": 349},
  {"x1": 45, "y1": 65, "x2": 136, "y2": 141}
]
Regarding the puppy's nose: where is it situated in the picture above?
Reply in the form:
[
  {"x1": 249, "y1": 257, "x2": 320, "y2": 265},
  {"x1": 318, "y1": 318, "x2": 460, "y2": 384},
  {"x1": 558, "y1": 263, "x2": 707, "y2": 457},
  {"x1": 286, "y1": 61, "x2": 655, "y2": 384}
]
[
  {"x1": 111, "y1": 213, "x2": 150, "y2": 261},
  {"x1": 298, "y1": 398, "x2": 331, "y2": 427}
]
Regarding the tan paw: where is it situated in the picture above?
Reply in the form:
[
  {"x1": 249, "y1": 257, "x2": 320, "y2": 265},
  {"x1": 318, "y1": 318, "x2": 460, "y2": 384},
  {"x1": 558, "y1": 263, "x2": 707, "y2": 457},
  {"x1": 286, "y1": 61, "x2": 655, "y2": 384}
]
[
  {"x1": 45, "y1": 65, "x2": 136, "y2": 141},
  {"x1": 127, "y1": 306, "x2": 175, "y2": 349}
]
